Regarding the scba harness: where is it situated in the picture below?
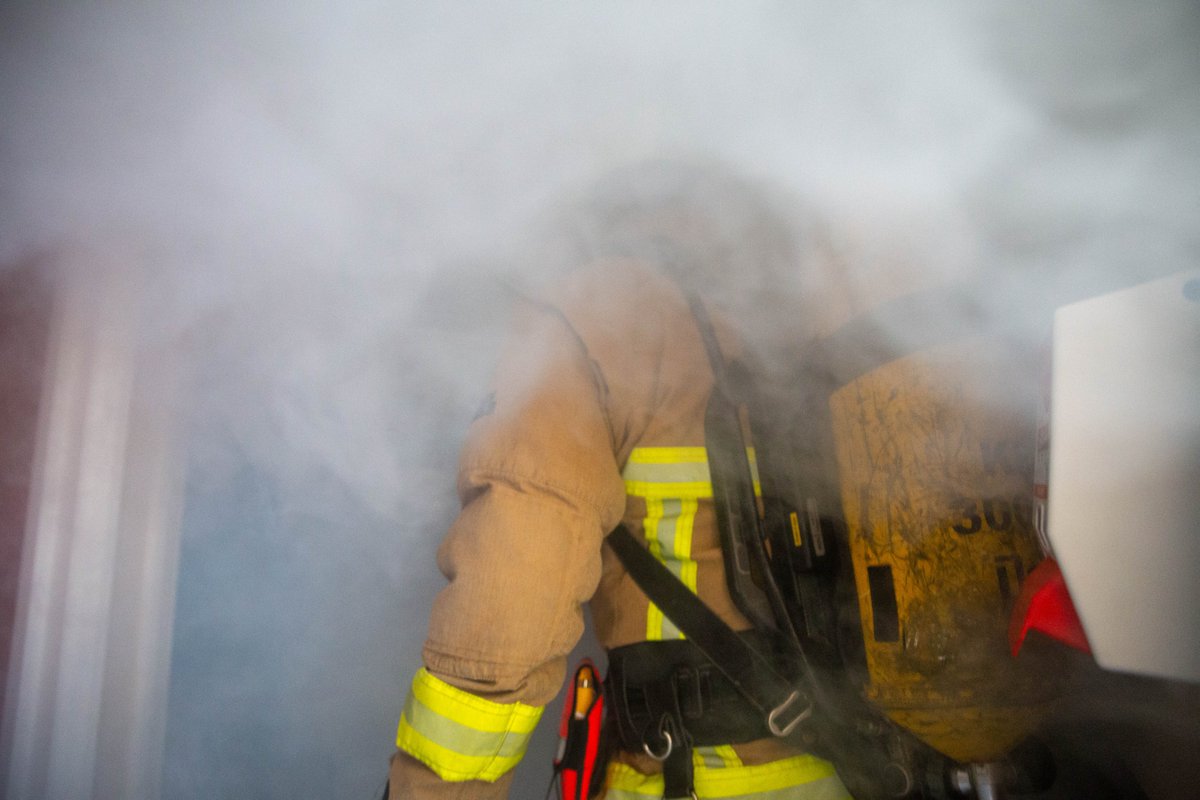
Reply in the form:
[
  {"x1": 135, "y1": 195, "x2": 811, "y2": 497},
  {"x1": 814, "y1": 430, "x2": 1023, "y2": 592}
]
[{"x1": 598, "y1": 294, "x2": 897, "y2": 800}]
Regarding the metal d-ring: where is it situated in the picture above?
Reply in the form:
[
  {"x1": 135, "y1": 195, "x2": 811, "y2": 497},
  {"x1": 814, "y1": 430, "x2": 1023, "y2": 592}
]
[
  {"x1": 642, "y1": 728, "x2": 674, "y2": 761},
  {"x1": 648, "y1": 719, "x2": 676, "y2": 762}
]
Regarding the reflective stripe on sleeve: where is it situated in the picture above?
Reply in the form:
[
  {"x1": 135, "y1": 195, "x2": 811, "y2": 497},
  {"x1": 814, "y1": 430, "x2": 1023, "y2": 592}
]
[
  {"x1": 395, "y1": 668, "x2": 544, "y2": 782},
  {"x1": 603, "y1": 752, "x2": 851, "y2": 799}
]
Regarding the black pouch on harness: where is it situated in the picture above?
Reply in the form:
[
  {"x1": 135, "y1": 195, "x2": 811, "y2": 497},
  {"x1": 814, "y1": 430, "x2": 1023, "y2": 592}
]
[{"x1": 607, "y1": 633, "x2": 779, "y2": 752}]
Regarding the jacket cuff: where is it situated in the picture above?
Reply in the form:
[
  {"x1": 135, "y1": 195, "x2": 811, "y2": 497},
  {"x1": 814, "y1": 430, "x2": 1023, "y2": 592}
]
[{"x1": 396, "y1": 668, "x2": 544, "y2": 782}]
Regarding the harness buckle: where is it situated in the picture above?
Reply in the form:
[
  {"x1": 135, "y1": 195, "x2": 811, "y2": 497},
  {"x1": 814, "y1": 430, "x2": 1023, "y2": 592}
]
[{"x1": 767, "y1": 690, "x2": 811, "y2": 737}]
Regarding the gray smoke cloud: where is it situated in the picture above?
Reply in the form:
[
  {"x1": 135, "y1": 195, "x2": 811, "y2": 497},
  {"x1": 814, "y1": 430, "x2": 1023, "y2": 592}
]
[{"x1": 1, "y1": 1, "x2": 1198, "y2": 798}]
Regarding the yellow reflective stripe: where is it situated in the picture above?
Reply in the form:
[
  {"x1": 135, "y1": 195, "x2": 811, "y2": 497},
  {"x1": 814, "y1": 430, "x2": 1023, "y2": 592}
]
[
  {"x1": 623, "y1": 447, "x2": 712, "y2": 499},
  {"x1": 395, "y1": 668, "x2": 543, "y2": 782},
  {"x1": 628, "y1": 446, "x2": 709, "y2": 464},
  {"x1": 714, "y1": 744, "x2": 742, "y2": 767},
  {"x1": 622, "y1": 447, "x2": 760, "y2": 499},
  {"x1": 677, "y1": 495, "x2": 699, "y2": 600},
  {"x1": 694, "y1": 753, "x2": 845, "y2": 798},
  {"x1": 605, "y1": 753, "x2": 849, "y2": 800},
  {"x1": 604, "y1": 763, "x2": 661, "y2": 800}
]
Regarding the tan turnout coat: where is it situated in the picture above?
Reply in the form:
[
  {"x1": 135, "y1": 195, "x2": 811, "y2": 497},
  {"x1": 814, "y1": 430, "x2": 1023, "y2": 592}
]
[{"x1": 390, "y1": 260, "x2": 840, "y2": 798}]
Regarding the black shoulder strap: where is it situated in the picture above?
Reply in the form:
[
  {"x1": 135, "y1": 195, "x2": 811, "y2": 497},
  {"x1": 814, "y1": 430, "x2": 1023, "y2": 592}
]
[
  {"x1": 605, "y1": 524, "x2": 812, "y2": 738},
  {"x1": 682, "y1": 292, "x2": 801, "y2": 643},
  {"x1": 682, "y1": 292, "x2": 731, "y2": 390}
]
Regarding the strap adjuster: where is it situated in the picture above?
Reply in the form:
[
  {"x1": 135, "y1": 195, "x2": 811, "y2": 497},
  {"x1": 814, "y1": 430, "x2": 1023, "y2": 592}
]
[{"x1": 767, "y1": 690, "x2": 811, "y2": 737}]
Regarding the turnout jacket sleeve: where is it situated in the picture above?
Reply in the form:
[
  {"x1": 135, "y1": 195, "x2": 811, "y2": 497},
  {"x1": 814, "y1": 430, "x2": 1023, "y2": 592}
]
[{"x1": 391, "y1": 288, "x2": 627, "y2": 797}]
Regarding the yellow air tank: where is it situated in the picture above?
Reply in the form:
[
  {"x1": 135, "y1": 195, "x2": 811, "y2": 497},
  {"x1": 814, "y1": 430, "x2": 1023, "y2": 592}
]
[{"x1": 825, "y1": 331, "x2": 1054, "y2": 765}]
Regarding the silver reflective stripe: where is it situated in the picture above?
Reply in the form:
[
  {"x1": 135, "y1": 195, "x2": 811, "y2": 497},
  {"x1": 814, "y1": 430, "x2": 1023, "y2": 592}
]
[
  {"x1": 654, "y1": 497, "x2": 686, "y2": 639},
  {"x1": 621, "y1": 447, "x2": 759, "y2": 500},
  {"x1": 695, "y1": 746, "x2": 738, "y2": 770},
  {"x1": 622, "y1": 459, "x2": 712, "y2": 485}
]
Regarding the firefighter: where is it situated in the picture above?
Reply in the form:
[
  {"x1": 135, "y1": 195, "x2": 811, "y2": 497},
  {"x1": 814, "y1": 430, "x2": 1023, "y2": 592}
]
[{"x1": 386, "y1": 161, "x2": 855, "y2": 799}]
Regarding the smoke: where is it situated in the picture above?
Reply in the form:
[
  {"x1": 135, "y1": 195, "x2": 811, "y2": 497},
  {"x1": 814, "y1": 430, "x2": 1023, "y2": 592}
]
[{"x1": 1, "y1": 1, "x2": 1197, "y2": 798}]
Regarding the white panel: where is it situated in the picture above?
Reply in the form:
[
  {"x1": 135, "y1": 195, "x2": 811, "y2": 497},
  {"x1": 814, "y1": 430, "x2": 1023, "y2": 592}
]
[{"x1": 1049, "y1": 270, "x2": 1200, "y2": 683}]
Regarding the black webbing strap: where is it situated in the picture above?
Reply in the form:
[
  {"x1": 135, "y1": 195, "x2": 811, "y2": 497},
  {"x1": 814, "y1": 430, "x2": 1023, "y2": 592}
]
[
  {"x1": 605, "y1": 525, "x2": 812, "y2": 739},
  {"x1": 682, "y1": 292, "x2": 731, "y2": 390},
  {"x1": 682, "y1": 292, "x2": 801, "y2": 643}
]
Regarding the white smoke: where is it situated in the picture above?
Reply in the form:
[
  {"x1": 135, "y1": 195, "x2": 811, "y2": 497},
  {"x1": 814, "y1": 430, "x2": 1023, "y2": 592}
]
[{"x1": 1, "y1": 1, "x2": 1197, "y2": 798}]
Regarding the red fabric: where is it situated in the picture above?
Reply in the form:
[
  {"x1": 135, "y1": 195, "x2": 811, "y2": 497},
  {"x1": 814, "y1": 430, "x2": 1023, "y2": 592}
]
[
  {"x1": 1009, "y1": 558, "x2": 1092, "y2": 656},
  {"x1": 555, "y1": 661, "x2": 604, "y2": 800}
]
